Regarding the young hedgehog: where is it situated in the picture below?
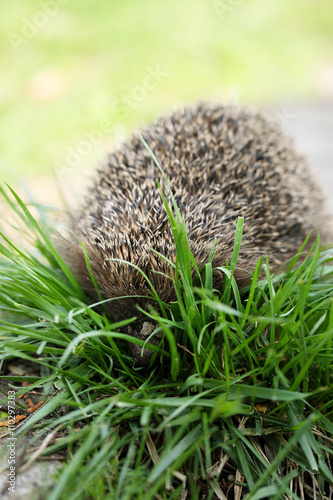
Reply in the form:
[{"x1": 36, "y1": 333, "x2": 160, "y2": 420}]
[{"x1": 63, "y1": 102, "x2": 329, "y2": 365}]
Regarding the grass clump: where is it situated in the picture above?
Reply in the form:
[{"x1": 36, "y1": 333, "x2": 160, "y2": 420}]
[{"x1": 0, "y1": 180, "x2": 333, "y2": 500}]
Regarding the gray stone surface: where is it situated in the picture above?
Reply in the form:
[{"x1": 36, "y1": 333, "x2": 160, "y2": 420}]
[
  {"x1": 270, "y1": 101, "x2": 333, "y2": 216},
  {"x1": 0, "y1": 460, "x2": 62, "y2": 500}
]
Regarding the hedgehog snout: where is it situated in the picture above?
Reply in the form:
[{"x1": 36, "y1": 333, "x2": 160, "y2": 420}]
[{"x1": 127, "y1": 321, "x2": 163, "y2": 366}]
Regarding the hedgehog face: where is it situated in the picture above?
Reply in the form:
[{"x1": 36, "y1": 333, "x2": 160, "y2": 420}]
[{"x1": 127, "y1": 321, "x2": 163, "y2": 366}]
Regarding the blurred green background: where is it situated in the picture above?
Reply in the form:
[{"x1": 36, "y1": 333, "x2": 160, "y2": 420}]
[{"x1": 0, "y1": 0, "x2": 332, "y2": 194}]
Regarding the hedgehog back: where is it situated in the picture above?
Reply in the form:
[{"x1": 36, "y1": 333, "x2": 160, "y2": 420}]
[{"x1": 66, "y1": 103, "x2": 325, "y2": 321}]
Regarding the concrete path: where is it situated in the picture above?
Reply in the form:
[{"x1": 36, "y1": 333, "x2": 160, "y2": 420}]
[{"x1": 275, "y1": 100, "x2": 333, "y2": 215}]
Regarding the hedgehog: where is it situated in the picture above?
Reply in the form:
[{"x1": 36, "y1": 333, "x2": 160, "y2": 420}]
[{"x1": 62, "y1": 102, "x2": 330, "y2": 365}]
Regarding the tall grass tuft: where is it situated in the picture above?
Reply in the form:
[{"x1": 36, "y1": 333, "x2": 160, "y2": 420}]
[{"x1": 0, "y1": 176, "x2": 333, "y2": 499}]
